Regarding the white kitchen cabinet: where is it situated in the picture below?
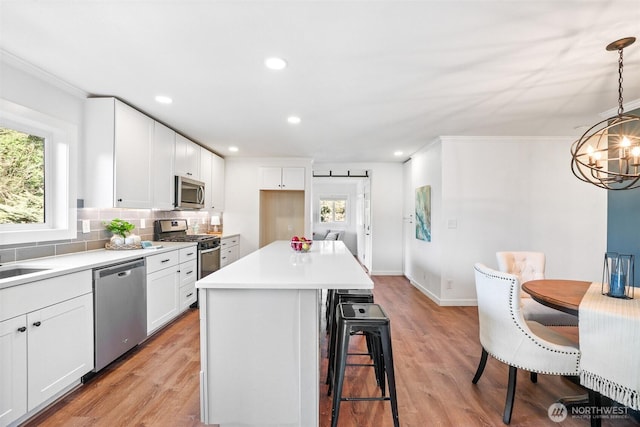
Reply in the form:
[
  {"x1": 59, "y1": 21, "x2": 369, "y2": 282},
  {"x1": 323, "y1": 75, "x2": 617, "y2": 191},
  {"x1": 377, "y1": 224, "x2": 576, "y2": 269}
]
[
  {"x1": 152, "y1": 122, "x2": 176, "y2": 210},
  {"x1": 146, "y1": 250, "x2": 180, "y2": 335},
  {"x1": 210, "y1": 152, "x2": 225, "y2": 211},
  {"x1": 27, "y1": 293, "x2": 93, "y2": 411},
  {"x1": 200, "y1": 147, "x2": 213, "y2": 209},
  {"x1": 0, "y1": 271, "x2": 93, "y2": 427},
  {"x1": 0, "y1": 316, "x2": 27, "y2": 427},
  {"x1": 200, "y1": 148, "x2": 225, "y2": 211},
  {"x1": 220, "y1": 235, "x2": 240, "y2": 268},
  {"x1": 259, "y1": 167, "x2": 305, "y2": 190},
  {"x1": 179, "y1": 246, "x2": 198, "y2": 311},
  {"x1": 175, "y1": 134, "x2": 200, "y2": 179},
  {"x1": 84, "y1": 97, "x2": 154, "y2": 208}
]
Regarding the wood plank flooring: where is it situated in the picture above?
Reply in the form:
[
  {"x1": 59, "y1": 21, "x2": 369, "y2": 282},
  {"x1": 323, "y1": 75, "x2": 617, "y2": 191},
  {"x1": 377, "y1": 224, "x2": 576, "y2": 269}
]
[{"x1": 23, "y1": 275, "x2": 638, "y2": 426}]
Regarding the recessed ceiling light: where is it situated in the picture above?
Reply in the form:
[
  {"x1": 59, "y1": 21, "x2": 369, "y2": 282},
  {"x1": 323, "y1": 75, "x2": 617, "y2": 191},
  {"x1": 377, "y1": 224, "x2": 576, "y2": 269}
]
[
  {"x1": 265, "y1": 57, "x2": 287, "y2": 70},
  {"x1": 155, "y1": 95, "x2": 173, "y2": 104},
  {"x1": 287, "y1": 116, "x2": 301, "y2": 124},
  {"x1": 229, "y1": 146, "x2": 239, "y2": 152},
  {"x1": 394, "y1": 151, "x2": 404, "y2": 156}
]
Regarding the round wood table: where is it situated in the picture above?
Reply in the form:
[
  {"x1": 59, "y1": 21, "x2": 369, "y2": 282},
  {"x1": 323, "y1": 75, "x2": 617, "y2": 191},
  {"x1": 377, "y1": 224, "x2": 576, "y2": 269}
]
[{"x1": 521, "y1": 279, "x2": 592, "y2": 316}]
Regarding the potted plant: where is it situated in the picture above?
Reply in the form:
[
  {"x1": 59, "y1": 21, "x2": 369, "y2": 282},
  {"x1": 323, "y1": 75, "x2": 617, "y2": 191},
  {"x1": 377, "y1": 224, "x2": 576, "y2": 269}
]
[{"x1": 104, "y1": 218, "x2": 140, "y2": 248}]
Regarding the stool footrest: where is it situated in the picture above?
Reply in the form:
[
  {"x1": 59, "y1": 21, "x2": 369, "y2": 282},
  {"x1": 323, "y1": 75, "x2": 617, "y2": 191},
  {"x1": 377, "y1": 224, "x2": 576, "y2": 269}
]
[
  {"x1": 346, "y1": 363, "x2": 376, "y2": 367},
  {"x1": 341, "y1": 397, "x2": 391, "y2": 402}
]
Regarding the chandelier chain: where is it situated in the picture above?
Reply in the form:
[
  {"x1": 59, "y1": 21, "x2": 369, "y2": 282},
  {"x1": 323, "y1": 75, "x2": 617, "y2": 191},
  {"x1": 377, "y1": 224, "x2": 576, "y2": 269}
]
[{"x1": 618, "y1": 47, "x2": 625, "y2": 116}]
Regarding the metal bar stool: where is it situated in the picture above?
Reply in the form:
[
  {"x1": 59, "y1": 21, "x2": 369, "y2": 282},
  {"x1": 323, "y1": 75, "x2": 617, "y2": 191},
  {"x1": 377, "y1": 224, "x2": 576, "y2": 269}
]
[
  {"x1": 325, "y1": 289, "x2": 375, "y2": 389},
  {"x1": 330, "y1": 302, "x2": 400, "y2": 427}
]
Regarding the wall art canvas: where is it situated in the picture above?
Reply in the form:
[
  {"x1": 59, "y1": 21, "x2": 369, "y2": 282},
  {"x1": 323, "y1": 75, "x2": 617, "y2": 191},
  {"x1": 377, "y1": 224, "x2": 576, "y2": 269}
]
[{"x1": 415, "y1": 185, "x2": 431, "y2": 242}]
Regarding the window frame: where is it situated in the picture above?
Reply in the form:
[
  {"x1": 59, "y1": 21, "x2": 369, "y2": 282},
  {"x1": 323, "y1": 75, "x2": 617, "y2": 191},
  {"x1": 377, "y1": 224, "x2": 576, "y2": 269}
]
[
  {"x1": 0, "y1": 99, "x2": 77, "y2": 245},
  {"x1": 319, "y1": 196, "x2": 349, "y2": 225}
]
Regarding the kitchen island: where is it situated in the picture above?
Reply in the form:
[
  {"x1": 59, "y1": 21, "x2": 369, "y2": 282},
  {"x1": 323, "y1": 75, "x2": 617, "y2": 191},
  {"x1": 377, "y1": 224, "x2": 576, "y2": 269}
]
[{"x1": 196, "y1": 240, "x2": 373, "y2": 427}]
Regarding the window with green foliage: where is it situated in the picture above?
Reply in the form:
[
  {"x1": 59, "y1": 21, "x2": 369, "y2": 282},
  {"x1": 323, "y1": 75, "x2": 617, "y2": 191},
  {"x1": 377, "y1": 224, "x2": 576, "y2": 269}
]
[
  {"x1": 320, "y1": 198, "x2": 347, "y2": 223},
  {"x1": 1, "y1": 98, "x2": 77, "y2": 245},
  {"x1": 0, "y1": 127, "x2": 46, "y2": 224}
]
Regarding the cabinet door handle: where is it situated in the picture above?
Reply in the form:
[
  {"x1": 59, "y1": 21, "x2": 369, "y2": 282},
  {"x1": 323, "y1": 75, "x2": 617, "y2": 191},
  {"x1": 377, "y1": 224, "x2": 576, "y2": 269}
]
[
  {"x1": 17, "y1": 326, "x2": 27, "y2": 333},
  {"x1": 187, "y1": 252, "x2": 195, "y2": 256},
  {"x1": 117, "y1": 198, "x2": 123, "y2": 202},
  {"x1": 33, "y1": 321, "x2": 42, "y2": 327},
  {"x1": 186, "y1": 270, "x2": 194, "y2": 275}
]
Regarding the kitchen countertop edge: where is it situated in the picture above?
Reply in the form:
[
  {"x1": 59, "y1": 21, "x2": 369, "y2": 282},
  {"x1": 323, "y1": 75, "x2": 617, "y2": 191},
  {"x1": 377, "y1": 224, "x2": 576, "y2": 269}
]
[{"x1": 0, "y1": 242, "x2": 197, "y2": 290}]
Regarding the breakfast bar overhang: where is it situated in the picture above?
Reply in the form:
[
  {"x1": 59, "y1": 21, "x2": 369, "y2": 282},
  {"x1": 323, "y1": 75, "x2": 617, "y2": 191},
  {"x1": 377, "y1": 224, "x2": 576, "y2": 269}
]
[{"x1": 196, "y1": 240, "x2": 373, "y2": 427}]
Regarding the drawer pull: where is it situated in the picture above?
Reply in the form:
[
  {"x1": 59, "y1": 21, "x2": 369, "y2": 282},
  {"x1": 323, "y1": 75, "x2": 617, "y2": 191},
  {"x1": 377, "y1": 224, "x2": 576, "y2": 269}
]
[
  {"x1": 33, "y1": 321, "x2": 42, "y2": 327},
  {"x1": 161, "y1": 259, "x2": 170, "y2": 263},
  {"x1": 186, "y1": 292, "x2": 194, "y2": 298},
  {"x1": 17, "y1": 326, "x2": 27, "y2": 333},
  {"x1": 186, "y1": 270, "x2": 194, "y2": 275},
  {"x1": 187, "y1": 252, "x2": 195, "y2": 256}
]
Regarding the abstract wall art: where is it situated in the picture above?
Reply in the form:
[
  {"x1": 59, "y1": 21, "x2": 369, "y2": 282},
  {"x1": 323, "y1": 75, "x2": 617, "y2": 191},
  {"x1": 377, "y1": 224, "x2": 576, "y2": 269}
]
[{"x1": 415, "y1": 185, "x2": 431, "y2": 242}]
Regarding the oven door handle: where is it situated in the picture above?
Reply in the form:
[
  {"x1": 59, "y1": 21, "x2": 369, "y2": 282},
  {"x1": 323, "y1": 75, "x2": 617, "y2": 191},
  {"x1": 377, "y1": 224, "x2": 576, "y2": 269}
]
[{"x1": 200, "y1": 247, "x2": 220, "y2": 254}]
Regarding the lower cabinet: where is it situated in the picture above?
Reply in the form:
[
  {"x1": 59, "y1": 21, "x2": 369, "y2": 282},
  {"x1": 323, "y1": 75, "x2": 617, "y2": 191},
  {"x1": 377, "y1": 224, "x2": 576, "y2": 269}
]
[
  {"x1": 146, "y1": 246, "x2": 197, "y2": 335},
  {"x1": 179, "y1": 247, "x2": 198, "y2": 311},
  {"x1": 146, "y1": 252, "x2": 180, "y2": 335},
  {"x1": 220, "y1": 235, "x2": 240, "y2": 268},
  {"x1": 0, "y1": 272, "x2": 93, "y2": 427}
]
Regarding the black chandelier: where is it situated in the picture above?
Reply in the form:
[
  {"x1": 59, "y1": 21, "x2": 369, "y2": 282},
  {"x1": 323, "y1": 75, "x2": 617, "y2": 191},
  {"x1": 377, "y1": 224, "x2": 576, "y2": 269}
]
[{"x1": 571, "y1": 37, "x2": 640, "y2": 190}]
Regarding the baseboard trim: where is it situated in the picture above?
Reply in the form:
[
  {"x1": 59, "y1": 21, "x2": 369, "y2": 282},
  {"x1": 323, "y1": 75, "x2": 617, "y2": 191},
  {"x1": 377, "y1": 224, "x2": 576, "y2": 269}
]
[{"x1": 409, "y1": 278, "x2": 477, "y2": 306}]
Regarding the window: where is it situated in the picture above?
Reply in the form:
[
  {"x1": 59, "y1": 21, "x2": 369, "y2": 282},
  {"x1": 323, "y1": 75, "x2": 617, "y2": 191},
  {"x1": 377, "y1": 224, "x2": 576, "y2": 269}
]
[
  {"x1": 0, "y1": 99, "x2": 77, "y2": 245},
  {"x1": 0, "y1": 127, "x2": 46, "y2": 224},
  {"x1": 320, "y1": 197, "x2": 347, "y2": 223}
]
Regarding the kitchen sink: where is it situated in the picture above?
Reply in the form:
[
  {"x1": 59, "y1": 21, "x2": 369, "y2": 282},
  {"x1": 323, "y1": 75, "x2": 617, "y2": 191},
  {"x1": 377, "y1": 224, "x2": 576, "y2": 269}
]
[{"x1": 0, "y1": 267, "x2": 50, "y2": 280}]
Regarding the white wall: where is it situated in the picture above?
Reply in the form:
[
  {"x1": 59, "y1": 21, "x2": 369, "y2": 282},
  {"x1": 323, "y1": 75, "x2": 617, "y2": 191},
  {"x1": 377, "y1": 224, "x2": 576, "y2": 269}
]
[
  {"x1": 403, "y1": 140, "x2": 443, "y2": 299},
  {"x1": 406, "y1": 136, "x2": 607, "y2": 305},
  {"x1": 223, "y1": 157, "x2": 314, "y2": 257},
  {"x1": 314, "y1": 162, "x2": 404, "y2": 275}
]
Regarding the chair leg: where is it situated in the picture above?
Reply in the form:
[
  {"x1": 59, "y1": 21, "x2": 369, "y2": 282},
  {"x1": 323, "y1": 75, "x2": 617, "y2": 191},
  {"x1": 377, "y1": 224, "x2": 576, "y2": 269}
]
[
  {"x1": 380, "y1": 326, "x2": 400, "y2": 427},
  {"x1": 472, "y1": 348, "x2": 489, "y2": 384},
  {"x1": 588, "y1": 389, "x2": 602, "y2": 427},
  {"x1": 330, "y1": 321, "x2": 351, "y2": 427},
  {"x1": 503, "y1": 366, "x2": 517, "y2": 425},
  {"x1": 530, "y1": 372, "x2": 537, "y2": 383}
]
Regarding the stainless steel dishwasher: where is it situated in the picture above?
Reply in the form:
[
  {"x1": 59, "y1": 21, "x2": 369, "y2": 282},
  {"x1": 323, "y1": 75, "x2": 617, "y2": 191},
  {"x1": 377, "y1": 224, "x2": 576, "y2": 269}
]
[{"x1": 92, "y1": 258, "x2": 147, "y2": 373}]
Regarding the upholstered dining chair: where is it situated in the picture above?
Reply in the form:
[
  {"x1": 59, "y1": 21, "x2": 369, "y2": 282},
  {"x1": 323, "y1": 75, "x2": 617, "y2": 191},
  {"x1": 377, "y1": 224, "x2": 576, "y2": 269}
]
[
  {"x1": 472, "y1": 263, "x2": 581, "y2": 424},
  {"x1": 496, "y1": 251, "x2": 577, "y2": 326}
]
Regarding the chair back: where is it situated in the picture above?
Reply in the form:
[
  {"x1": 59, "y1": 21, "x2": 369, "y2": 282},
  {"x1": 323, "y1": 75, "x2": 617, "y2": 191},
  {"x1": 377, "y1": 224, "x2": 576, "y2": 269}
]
[
  {"x1": 473, "y1": 263, "x2": 580, "y2": 374},
  {"x1": 496, "y1": 252, "x2": 545, "y2": 295},
  {"x1": 474, "y1": 263, "x2": 526, "y2": 363}
]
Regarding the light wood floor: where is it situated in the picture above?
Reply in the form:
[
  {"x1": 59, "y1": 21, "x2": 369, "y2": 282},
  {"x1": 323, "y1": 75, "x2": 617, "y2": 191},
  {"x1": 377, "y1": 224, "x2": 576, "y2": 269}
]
[{"x1": 24, "y1": 275, "x2": 638, "y2": 426}]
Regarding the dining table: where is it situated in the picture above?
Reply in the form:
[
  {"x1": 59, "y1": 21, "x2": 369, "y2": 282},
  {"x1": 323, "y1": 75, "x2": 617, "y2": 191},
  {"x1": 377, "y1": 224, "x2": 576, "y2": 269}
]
[
  {"x1": 522, "y1": 279, "x2": 640, "y2": 427},
  {"x1": 522, "y1": 279, "x2": 591, "y2": 315}
]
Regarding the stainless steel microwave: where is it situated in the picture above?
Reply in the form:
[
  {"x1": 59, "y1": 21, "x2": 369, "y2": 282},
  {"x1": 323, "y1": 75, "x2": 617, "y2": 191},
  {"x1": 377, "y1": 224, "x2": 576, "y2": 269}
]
[{"x1": 175, "y1": 176, "x2": 205, "y2": 209}]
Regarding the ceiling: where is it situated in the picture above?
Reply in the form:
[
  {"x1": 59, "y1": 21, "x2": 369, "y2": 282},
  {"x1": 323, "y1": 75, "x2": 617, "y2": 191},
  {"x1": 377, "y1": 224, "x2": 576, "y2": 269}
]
[{"x1": 1, "y1": 1, "x2": 639, "y2": 163}]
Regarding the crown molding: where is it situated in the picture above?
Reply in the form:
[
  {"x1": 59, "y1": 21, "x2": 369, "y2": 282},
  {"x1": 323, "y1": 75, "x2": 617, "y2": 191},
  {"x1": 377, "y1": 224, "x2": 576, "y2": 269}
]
[{"x1": 1, "y1": 49, "x2": 87, "y2": 99}]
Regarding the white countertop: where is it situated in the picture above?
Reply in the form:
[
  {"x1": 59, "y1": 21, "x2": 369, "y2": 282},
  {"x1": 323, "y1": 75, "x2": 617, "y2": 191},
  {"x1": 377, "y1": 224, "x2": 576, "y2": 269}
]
[
  {"x1": 196, "y1": 240, "x2": 373, "y2": 290},
  {"x1": 0, "y1": 242, "x2": 196, "y2": 290}
]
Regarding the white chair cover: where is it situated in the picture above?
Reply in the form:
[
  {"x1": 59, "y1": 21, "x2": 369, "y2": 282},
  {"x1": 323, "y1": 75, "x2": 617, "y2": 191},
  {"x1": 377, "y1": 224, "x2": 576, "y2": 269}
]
[{"x1": 474, "y1": 263, "x2": 580, "y2": 375}]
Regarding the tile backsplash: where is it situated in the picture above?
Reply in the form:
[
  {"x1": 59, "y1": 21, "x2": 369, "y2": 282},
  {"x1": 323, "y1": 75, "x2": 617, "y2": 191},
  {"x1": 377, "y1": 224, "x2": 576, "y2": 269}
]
[{"x1": 0, "y1": 208, "x2": 221, "y2": 263}]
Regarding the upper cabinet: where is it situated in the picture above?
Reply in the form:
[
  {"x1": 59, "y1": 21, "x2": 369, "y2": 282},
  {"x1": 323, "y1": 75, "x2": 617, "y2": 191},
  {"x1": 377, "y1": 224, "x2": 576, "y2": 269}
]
[
  {"x1": 259, "y1": 167, "x2": 305, "y2": 190},
  {"x1": 210, "y1": 152, "x2": 225, "y2": 211},
  {"x1": 200, "y1": 147, "x2": 226, "y2": 211},
  {"x1": 200, "y1": 147, "x2": 212, "y2": 208},
  {"x1": 84, "y1": 98, "x2": 154, "y2": 208},
  {"x1": 152, "y1": 122, "x2": 176, "y2": 211},
  {"x1": 175, "y1": 134, "x2": 200, "y2": 180},
  {"x1": 83, "y1": 97, "x2": 224, "y2": 211}
]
